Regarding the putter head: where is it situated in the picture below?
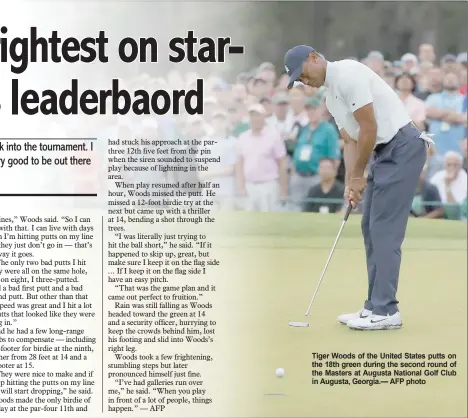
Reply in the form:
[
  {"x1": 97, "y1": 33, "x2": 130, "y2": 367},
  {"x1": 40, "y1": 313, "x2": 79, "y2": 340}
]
[{"x1": 288, "y1": 321, "x2": 309, "y2": 327}]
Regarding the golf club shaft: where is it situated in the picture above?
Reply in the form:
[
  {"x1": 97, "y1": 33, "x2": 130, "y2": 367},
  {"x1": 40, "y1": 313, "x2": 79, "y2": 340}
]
[{"x1": 304, "y1": 205, "x2": 353, "y2": 316}]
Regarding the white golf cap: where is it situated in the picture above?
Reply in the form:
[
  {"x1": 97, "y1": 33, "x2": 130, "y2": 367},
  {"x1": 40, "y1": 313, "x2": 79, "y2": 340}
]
[
  {"x1": 368, "y1": 50, "x2": 384, "y2": 61},
  {"x1": 401, "y1": 53, "x2": 418, "y2": 64},
  {"x1": 247, "y1": 104, "x2": 267, "y2": 115}
]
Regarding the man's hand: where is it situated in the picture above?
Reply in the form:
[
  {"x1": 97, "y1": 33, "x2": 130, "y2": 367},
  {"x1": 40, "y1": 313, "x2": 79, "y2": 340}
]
[
  {"x1": 279, "y1": 190, "x2": 288, "y2": 207},
  {"x1": 348, "y1": 177, "x2": 367, "y2": 206},
  {"x1": 443, "y1": 110, "x2": 467, "y2": 125},
  {"x1": 286, "y1": 131, "x2": 298, "y2": 141},
  {"x1": 280, "y1": 131, "x2": 289, "y2": 141},
  {"x1": 444, "y1": 171, "x2": 456, "y2": 186},
  {"x1": 343, "y1": 186, "x2": 350, "y2": 206}
]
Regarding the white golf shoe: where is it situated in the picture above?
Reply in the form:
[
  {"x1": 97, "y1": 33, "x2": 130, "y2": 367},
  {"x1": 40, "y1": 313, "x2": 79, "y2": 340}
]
[
  {"x1": 337, "y1": 308, "x2": 372, "y2": 325},
  {"x1": 347, "y1": 312, "x2": 402, "y2": 330}
]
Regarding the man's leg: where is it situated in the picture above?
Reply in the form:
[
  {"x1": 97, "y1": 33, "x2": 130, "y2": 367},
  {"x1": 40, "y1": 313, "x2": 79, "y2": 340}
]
[
  {"x1": 252, "y1": 183, "x2": 268, "y2": 212},
  {"x1": 369, "y1": 132, "x2": 426, "y2": 316},
  {"x1": 361, "y1": 173, "x2": 377, "y2": 312},
  {"x1": 260, "y1": 181, "x2": 279, "y2": 212},
  {"x1": 289, "y1": 173, "x2": 304, "y2": 211},
  {"x1": 243, "y1": 184, "x2": 257, "y2": 211}
]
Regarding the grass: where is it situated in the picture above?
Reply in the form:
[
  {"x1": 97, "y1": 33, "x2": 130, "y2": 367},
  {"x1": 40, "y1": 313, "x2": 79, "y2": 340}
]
[{"x1": 216, "y1": 213, "x2": 467, "y2": 417}]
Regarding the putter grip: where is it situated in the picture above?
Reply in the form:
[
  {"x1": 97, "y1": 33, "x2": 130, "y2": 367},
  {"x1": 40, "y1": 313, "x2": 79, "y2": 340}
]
[{"x1": 344, "y1": 203, "x2": 353, "y2": 221}]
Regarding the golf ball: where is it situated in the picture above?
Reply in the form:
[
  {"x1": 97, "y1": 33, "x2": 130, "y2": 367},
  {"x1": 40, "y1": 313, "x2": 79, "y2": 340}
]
[{"x1": 276, "y1": 368, "x2": 285, "y2": 377}]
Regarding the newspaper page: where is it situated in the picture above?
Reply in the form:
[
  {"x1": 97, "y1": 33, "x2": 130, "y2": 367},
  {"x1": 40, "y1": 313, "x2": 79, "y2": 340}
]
[{"x1": 0, "y1": 1, "x2": 466, "y2": 418}]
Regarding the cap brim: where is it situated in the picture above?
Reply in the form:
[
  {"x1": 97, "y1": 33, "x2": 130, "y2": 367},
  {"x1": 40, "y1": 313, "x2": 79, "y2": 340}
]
[{"x1": 287, "y1": 67, "x2": 302, "y2": 89}]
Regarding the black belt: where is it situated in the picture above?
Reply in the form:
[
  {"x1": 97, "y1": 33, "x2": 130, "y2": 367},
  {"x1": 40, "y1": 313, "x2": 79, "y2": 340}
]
[
  {"x1": 374, "y1": 122, "x2": 415, "y2": 153},
  {"x1": 374, "y1": 142, "x2": 390, "y2": 153}
]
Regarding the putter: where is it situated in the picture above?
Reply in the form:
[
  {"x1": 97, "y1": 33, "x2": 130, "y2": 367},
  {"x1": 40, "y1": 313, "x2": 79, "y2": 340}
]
[{"x1": 289, "y1": 204, "x2": 353, "y2": 328}]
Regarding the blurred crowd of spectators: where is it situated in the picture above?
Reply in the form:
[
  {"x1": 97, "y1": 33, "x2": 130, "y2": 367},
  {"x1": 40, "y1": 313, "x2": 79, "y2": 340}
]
[{"x1": 93, "y1": 43, "x2": 467, "y2": 220}]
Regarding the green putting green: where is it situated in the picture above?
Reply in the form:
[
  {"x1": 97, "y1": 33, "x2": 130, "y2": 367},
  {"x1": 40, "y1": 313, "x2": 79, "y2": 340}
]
[{"x1": 219, "y1": 213, "x2": 467, "y2": 417}]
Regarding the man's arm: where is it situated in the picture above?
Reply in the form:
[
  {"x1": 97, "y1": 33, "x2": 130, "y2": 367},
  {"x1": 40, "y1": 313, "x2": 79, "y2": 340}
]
[
  {"x1": 426, "y1": 107, "x2": 466, "y2": 124},
  {"x1": 339, "y1": 75, "x2": 376, "y2": 179},
  {"x1": 445, "y1": 183, "x2": 457, "y2": 203},
  {"x1": 340, "y1": 129, "x2": 358, "y2": 186},
  {"x1": 425, "y1": 107, "x2": 450, "y2": 120},
  {"x1": 444, "y1": 182, "x2": 462, "y2": 220},
  {"x1": 326, "y1": 126, "x2": 342, "y2": 169},
  {"x1": 273, "y1": 133, "x2": 288, "y2": 197},
  {"x1": 424, "y1": 206, "x2": 444, "y2": 219},
  {"x1": 442, "y1": 111, "x2": 467, "y2": 125},
  {"x1": 423, "y1": 95, "x2": 464, "y2": 123},
  {"x1": 278, "y1": 157, "x2": 288, "y2": 197},
  {"x1": 235, "y1": 155, "x2": 246, "y2": 195},
  {"x1": 352, "y1": 104, "x2": 377, "y2": 178},
  {"x1": 425, "y1": 95, "x2": 444, "y2": 120},
  {"x1": 412, "y1": 103, "x2": 426, "y2": 131}
]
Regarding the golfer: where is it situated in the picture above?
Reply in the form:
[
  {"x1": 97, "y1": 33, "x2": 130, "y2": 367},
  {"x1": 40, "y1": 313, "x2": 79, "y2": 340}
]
[{"x1": 284, "y1": 45, "x2": 432, "y2": 330}]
